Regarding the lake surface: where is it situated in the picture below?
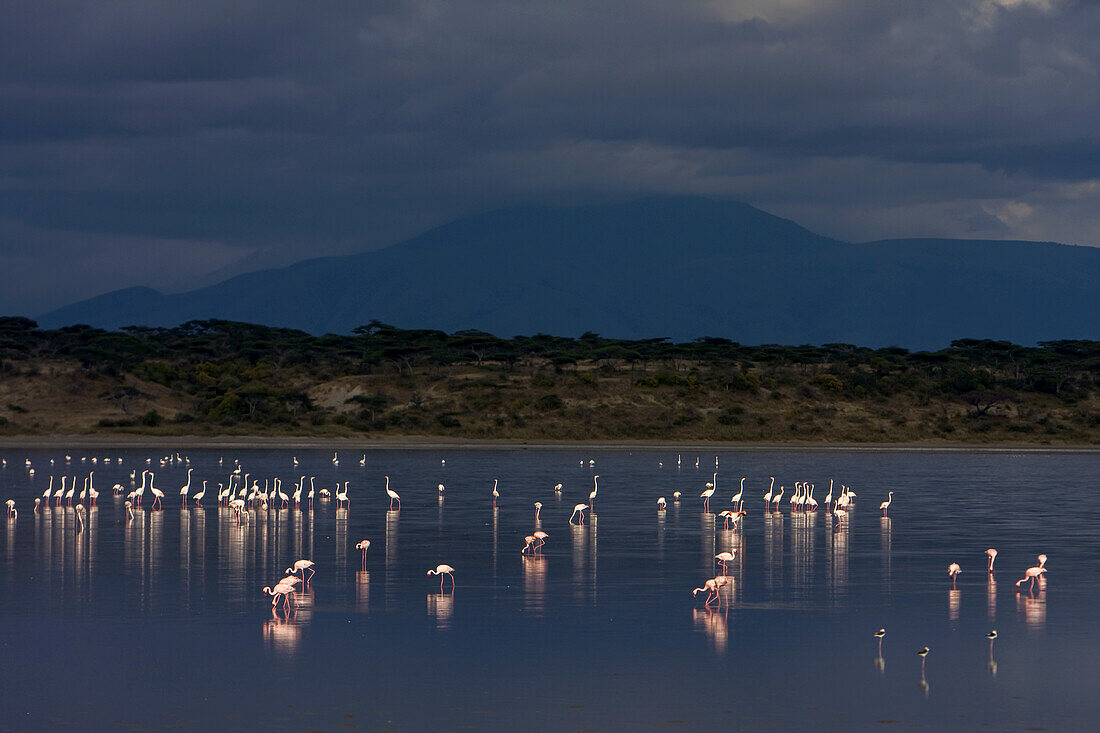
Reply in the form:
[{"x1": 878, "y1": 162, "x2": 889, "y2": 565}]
[{"x1": 1, "y1": 446, "x2": 1097, "y2": 732}]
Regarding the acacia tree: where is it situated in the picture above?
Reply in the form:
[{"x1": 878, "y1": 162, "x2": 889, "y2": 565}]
[{"x1": 960, "y1": 390, "x2": 1011, "y2": 417}]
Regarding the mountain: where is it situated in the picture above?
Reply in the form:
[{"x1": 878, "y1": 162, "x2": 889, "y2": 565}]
[{"x1": 38, "y1": 197, "x2": 1100, "y2": 348}]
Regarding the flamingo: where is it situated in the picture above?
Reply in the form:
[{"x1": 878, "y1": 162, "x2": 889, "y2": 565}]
[
  {"x1": 5, "y1": 499, "x2": 15, "y2": 518},
  {"x1": 730, "y1": 477, "x2": 745, "y2": 511},
  {"x1": 359, "y1": 453, "x2": 366, "y2": 466},
  {"x1": 1037, "y1": 554, "x2": 1047, "y2": 568},
  {"x1": 192, "y1": 480, "x2": 207, "y2": 505},
  {"x1": 149, "y1": 474, "x2": 165, "y2": 509},
  {"x1": 534, "y1": 501, "x2": 542, "y2": 520},
  {"x1": 124, "y1": 500, "x2": 135, "y2": 520},
  {"x1": 824, "y1": 479, "x2": 834, "y2": 511},
  {"x1": 427, "y1": 564, "x2": 456, "y2": 592},
  {"x1": 1015, "y1": 566, "x2": 1046, "y2": 592},
  {"x1": 179, "y1": 468, "x2": 192, "y2": 503},
  {"x1": 715, "y1": 551, "x2": 736, "y2": 573},
  {"x1": 700, "y1": 473, "x2": 717, "y2": 512},
  {"x1": 948, "y1": 563, "x2": 961, "y2": 587},
  {"x1": 672, "y1": 491, "x2": 681, "y2": 501},
  {"x1": 790, "y1": 482, "x2": 800, "y2": 512},
  {"x1": 356, "y1": 540, "x2": 371, "y2": 567},
  {"x1": 554, "y1": 483, "x2": 563, "y2": 494},
  {"x1": 385, "y1": 476, "x2": 401, "y2": 509},
  {"x1": 692, "y1": 578, "x2": 720, "y2": 606},
  {"x1": 771, "y1": 486, "x2": 784, "y2": 512},
  {"x1": 532, "y1": 530, "x2": 549, "y2": 553},
  {"x1": 336, "y1": 481, "x2": 349, "y2": 507},
  {"x1": 589, "y1": 475, "x2": 599, "y2": 507},
  {"x1": 492, "y1": 478, "x2": 500, "y2": 503},
  {"x1": 985, "y1": 548, "x2": 998, "y2": 573},
  {"x1": 42, "y1": 477, "x2": 53, "y2": 502},
  {"x1": 879, "y1": 491, "x2": 894, "y2": 517},
  {"x1": 74, "y1": 504, "x2": 85, "y2": 531},
  {"x1": 763, "y1": 477, "x2": 774, "y2": 508},
  {"x1": 287, "y1": 559, "x2": 315, "y2": 583},
  {"x1": 438, "y1": 483, "x2": 445, "y2": 494},
  {"x1": 64, "y1": 478, "x2": 76, "y2": 506},
  {"x1": 807, "y1": 484, "x2": 818, "y2": 512},
  {"x1": 263, "y1": 585, "x2": 296, "y2": 610},
  {"x1": 133, "y1": 472, "x2": 147, "y2": 506},
  {"x1": 569, "y1": 503, "x2": 587, "y2": 524},
  {"x1": 657, "y1": 497, "x2": 667, "y2": 511},
  {"x1": 522, "y1": 535, "x2": 536, "y2": 554}
]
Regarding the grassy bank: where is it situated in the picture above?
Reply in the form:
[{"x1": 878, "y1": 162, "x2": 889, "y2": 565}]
[{"x1": 1, "y1": 317, "x2": 1097, "y2": 445}]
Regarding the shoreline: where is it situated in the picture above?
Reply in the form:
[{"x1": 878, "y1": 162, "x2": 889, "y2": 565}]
[{"x1": 1, "y1": 434, "x2": 1098, "y2": 453}]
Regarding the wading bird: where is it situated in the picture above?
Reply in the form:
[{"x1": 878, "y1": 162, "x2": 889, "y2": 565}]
[
  {"x1": 427, "y1": 564, "x2": 455, "y2": 592},
  {"x1": 385, "y1": 476, "x2": 401, "y2": 509}
]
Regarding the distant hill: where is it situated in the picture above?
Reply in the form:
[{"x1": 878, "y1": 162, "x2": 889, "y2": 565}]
[{"x1": 39, "y1": 197, "x2": 1100, "y2": 348}]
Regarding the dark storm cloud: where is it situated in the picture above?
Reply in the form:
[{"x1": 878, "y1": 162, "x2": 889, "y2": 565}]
[{"x1": 2, "y1": 0, "x2": 1100, "y2": 314}]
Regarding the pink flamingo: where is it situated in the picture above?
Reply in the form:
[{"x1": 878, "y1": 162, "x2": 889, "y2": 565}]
[
  {"x1": 534, "y1": 502, "x2": 542, "y2": 521},
  {"x1": 657, "y1": 497, "x2": 667, "y2": 511},
  {"x1": 1037, "y1": 554, "x2": 1047, "y2": 568},
  {"x1": 948, "y1": 562, "x2": 961, "y2": 587},
  {"x1": 701, "y1": 473, "x2": 716, "y2": 512},
  {"x1": 1015, "y1": 566, "x2": 1046, "y2": 592},
  {"x1": 384, "y1": 476, "x2": 401, "y2": 509},
  {"x1": 427, "y1": 564, "x2": 456, "y2": 592},
  {"x1": 879, "y1": 491, "x2": 894, "y2": 517},
  {"x1": 263, "y1": 584, "x2": 296, "y2": 610},
  {"x1": 287, "y1": 559, "x2": 315, "y2": 583},
  {"x1": 532, "y1": 531, "x2": 548, "y2": 552},
  {"x1": 569, "y1": 503, "x2": 587, "y2": 524},
  {"x1": 356, "y1": 540, "x2": 371, "y2": 568},
  {"x1": 985, "y1": 548, "x2": 997, "y2": 573},
  {"x1": 715, "y1": 551, "x2": 736, "y2": 573},
  {"x1": 692, "y1": 578, "x2": 720, "y2": 606},
  {"x1": 522, "y1": 535, "x2": 536, "y2": 554}
]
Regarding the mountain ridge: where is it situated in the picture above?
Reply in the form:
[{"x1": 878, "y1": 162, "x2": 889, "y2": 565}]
[{"x1": 37, "y1": 197, "x2": 1100, "y2": 348}]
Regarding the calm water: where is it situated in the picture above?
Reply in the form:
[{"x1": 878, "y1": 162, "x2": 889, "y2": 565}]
[{"x1": 1, "y1": 446, "x2": 1097, "y2": 732}]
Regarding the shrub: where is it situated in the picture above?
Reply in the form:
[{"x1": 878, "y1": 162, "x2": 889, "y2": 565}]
[{"x1": 140, "y1": 410, "x2": 163, "y2": 427}]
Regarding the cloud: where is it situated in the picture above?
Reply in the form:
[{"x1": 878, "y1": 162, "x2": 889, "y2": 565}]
[{"x1": 1, "y1": 1, "x2": 1099, "y2": 314}]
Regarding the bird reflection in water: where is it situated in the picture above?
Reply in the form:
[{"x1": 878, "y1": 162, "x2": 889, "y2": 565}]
[
  {"x1": 522, "y1": 555, "x2": 547, "y2": 616},
  {"x1": 763, "y1": 510, "x2": 783, "y2": 594},
  {"x1": 948, "y1": 589, "x2": 960, "y2": 625},
  {"x1": 692, "y1": 607, "x2": 729, "y2": 654},
  {"x1": 355, "y1": 570, "x2": 370, "y2": 614},
  {"x1": 987, "y1": 631, "x2": 998, "y2": 676},
  {"x1": 1017, "y1": 591, "x2": 1046, "y2": 629},
  {"x1": 570, "y1": 523, "x2": 587, "y2": 602},
  {"x1": 335, "y1": 507, "x2": 348, "y2": 583},
  {"x1": 880, "y1": 516, "x2": 893, "y2": 596},
  {"x1": 427, "y1": 592, "x2": 454, "y2": 630},
  {"x1": 987, "y1": 576, "x2": 997, "y2": 623},
  {"x1": 263, "y1": 611, "x2": 302, "y2": 658},
  {"x1": 385, "y1": 509, "x2": 399, "y2": 570},
  {"x1": 918, "y1": 648, "x2": 930, "y2": 697},
  {"x1": 873, "y1": 629, "x2": 886, "y2": 674}
]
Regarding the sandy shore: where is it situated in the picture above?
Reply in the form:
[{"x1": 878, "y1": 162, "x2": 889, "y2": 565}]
[{"x1": 0, "y1": 434, "x2": 1097, "y2": 452}]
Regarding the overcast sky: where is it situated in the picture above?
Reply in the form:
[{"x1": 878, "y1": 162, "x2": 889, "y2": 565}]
[{"x1": 3, "y1": 0, "x2": 1099, "y2": 315}]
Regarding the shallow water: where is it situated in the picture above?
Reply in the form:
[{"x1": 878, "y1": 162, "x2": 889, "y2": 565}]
[{"x1": 1, "y1": 447, "x2": 1097, "y2": 732}]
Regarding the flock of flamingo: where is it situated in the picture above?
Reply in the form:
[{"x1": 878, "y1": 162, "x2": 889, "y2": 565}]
[{"x1": 3, "y1": 449, "x2": 1050, "y2": 674}]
